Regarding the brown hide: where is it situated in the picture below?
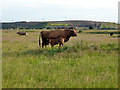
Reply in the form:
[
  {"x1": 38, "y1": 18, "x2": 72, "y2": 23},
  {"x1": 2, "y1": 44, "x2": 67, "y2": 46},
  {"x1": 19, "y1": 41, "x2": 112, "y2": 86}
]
[
  {"x1": 49, "y1": 37, "x2": 65, "y2": 47},
  {"x1": 64, "y1": 37, "x2": 70, "y2": 42},
  {"x1": 41, "y1": 29, "x2": 77, "y2": 39},
  {"x1": 17, "y1": 31, "x2": 27, "y2": 36},
  {"x1": 39, "y1": 29, "x2": 77, "y2": 48}
]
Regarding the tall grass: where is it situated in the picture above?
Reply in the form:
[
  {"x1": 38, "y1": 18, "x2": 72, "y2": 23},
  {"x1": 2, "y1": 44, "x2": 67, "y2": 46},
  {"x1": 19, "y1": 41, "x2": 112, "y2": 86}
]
[{"x1": 2, "y1": 30, "x2": 118, "y2": 88}]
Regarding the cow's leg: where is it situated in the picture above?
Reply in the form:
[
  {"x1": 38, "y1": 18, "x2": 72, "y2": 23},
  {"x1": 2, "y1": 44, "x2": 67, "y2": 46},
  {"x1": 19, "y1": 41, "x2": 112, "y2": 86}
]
[
  {"x1": 51, "y1": 44, "x2": 54, "y2": 48},
  {"x1": 42, "y1": 42, "x2": 45, "y2": 48},
  {"x1": 51, "y1": 43, "x2": 54, "y2": 48},
  {"x1": 42, "y1": 39, "x2": 47, "y2": 48},
  {"x1": 44, "y1": 43, "x2": 47, "y2": 48},
  {"x1": 59, "y1": 42, "x2": 64, "y2": 47},
  {"x1": 59, "y1": 43, "x2": 61, "y2": 47},
  {"x1": 61, "y1": 42, "x2": 64, "y2": 46},
  {"x1": 45, "y1": 44, "x2": 47, "y2": 48},
  {"x1": 60, "y1": 39, "x2": 64, "y2": 47},
  {"x1": 45, "y1": 39, "x2": 50, "y2": 48}
]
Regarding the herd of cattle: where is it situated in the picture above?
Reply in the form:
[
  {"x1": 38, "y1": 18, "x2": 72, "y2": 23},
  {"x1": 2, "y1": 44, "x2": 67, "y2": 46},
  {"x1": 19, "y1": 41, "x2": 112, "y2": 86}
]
[{"x1": 16, "y1": 29, "x2": 114, "y2": 48}]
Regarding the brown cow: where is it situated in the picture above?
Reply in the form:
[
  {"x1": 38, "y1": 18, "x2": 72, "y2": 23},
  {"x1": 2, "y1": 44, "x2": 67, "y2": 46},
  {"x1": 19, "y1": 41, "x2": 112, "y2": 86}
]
[
  {"x1": 48, "y1": 37, "x2": 65, "y2": 47},
  {"x1": 17, "y1": 31, "x2": 28, "y2": 36},
  {"x1": 39, "y1": 29, "x2": 77, "y2": 48}
]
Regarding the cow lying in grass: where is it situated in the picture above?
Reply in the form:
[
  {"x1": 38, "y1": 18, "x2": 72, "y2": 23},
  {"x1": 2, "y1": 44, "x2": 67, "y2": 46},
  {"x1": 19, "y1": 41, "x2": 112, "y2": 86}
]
[{"x1": 17, "y1": 31, "x2": 28, "y2": 36}]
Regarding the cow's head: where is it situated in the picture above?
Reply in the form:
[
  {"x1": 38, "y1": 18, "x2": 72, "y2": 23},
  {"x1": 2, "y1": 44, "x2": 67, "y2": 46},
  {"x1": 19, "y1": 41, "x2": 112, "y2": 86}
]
[
  {"x1": 16, "y1": 31, "x2": 19, "y2": 34},
  {"x1": 70, "y1": 29, "x2": 77, "y2": 36},
  {"x1": 26, "y1": 32, "x2": 28, "y2": 35}
]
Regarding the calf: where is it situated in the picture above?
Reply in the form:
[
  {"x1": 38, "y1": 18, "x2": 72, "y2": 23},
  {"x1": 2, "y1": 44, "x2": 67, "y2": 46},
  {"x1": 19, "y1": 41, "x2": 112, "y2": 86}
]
[{"x1": 49, "y1": 37, "x2": 65, "y2": 47}]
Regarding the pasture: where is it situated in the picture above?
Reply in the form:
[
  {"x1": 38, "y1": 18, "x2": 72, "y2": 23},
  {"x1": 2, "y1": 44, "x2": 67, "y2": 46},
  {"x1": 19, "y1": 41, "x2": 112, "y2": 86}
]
[{"x1": 2, "y1": 29, "x2": 118, "y2": 88}]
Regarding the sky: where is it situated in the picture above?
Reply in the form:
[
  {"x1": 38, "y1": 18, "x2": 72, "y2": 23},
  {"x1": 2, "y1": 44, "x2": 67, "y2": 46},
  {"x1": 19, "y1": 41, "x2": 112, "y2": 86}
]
[{"x1": 1, "y1": 0, "x2": 119, "y2": 23}]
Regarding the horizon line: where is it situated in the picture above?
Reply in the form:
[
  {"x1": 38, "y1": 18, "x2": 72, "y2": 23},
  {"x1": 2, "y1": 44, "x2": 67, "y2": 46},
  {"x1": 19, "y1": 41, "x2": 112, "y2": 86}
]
[{"x1": 0, "y1": 19, "x2": 117, "y2": 23}]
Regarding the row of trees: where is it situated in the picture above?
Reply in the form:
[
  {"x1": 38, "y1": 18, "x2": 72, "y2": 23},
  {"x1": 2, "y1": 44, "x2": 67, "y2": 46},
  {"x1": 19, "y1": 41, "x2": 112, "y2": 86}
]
[
  {"x1": 46, "y1": 27, "x2": 74, "y2": 29},
  {"x1": 16, "y1": 26, "x2": 94, "y2": 30},
  {"x1": 2, "y1": 27, "x2": 75, "y2": 30},
  {"x1": 4, "y1": 25, "x2": 116, "y2": 30}
]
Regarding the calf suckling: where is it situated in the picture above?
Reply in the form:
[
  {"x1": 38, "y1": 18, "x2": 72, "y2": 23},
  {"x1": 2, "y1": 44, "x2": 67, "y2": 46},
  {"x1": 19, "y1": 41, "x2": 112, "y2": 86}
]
[
  {"x1": 48, "y1": 37, "x2": 65, "y2": 47},
  {"x1": 39, "y1": 29, "x2": 77, "y2": 48}
]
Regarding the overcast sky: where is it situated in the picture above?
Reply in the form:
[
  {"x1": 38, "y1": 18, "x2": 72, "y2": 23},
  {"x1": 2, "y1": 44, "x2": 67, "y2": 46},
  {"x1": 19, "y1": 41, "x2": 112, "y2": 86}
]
[{"x1": 1, "y1": 0, "x2": 119, "y2": 22}]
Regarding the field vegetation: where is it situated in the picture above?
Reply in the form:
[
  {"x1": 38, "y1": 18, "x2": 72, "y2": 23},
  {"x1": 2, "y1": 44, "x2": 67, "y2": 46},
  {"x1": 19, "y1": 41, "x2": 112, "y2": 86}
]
[{"x1": 2, "y1": 29, "x2": 118, "y2": 88}]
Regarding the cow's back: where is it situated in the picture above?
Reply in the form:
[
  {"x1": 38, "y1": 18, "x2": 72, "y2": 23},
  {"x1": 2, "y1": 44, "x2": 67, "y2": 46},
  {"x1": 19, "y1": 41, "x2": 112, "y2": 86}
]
[
  {"x1": 41, "y1": 30, "x2": 66, "y2": 39},
  {"x1": 17, "y1": 31, "x2": 27, "y2": 35}
]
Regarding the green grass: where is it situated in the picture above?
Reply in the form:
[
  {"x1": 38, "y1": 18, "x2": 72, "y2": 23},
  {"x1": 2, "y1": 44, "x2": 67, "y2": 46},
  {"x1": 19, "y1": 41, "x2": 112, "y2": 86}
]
[
  {"x1": 81, "y1": 30, "x2": 119, "y2": 34},
  {"x1": 2, "y1": 29, "x2": 118, "y2": 88}
]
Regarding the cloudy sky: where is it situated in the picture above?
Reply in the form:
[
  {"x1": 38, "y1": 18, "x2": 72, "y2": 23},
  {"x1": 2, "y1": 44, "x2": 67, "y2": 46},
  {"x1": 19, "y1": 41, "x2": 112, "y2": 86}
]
[{"x1": 1, "y1": 0, "x2": 119, "y2": 22}]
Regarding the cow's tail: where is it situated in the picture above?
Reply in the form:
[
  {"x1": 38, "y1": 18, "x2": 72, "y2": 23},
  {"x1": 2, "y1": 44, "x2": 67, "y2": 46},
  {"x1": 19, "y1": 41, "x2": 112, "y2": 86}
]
[{"x1": 39, "y1": 32, "x2": 41, "y2": 48}]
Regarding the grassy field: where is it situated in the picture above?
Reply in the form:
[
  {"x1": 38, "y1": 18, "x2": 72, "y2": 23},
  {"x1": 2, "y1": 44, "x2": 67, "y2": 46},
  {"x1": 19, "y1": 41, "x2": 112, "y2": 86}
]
[{"x1": 2, "y1": 29, "x2": 118, "y2": 88}]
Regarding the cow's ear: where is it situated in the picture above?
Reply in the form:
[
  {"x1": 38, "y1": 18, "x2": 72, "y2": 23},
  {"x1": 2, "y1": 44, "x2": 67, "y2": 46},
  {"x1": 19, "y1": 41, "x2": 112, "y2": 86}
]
[{"x1": 73, "y1": 28, "x2": 76, "y2": 31}]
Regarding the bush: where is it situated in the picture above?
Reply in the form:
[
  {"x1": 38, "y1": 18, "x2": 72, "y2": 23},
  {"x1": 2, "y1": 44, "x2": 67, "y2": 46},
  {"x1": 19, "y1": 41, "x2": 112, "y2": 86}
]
[
  {"x1": 46, "y1": 27, "x2": 50, "y2": 29},
  {"x1": 69, "y1": 27, "x2": 74, "y2": 29},
  {"x1": 39, "y1": 28, "x2": 43, "y2": 29},
  {"x1": 78, "y1": 30, "x2": 82, "y2": 33},
  {"x1": 89, "y1": 26, "x2": 94, "y2": 29},
  {"x1": 57, "y1": 27, "x2": 60, "y2": 29}
]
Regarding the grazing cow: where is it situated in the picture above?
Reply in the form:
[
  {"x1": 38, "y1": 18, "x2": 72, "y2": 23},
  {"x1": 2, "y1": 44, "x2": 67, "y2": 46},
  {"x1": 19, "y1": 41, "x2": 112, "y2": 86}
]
[
  {"x1": 39, "y1": 29, "x2": 77, "y2": 48},
  {"x1": 110, "y1": 32, "x2": 114, "y2": 36},
  {"x1": 49, "y1": 37, "x2": 65, "y2": 47},
  {"x1": 17, "y1": 31, "x2": 28, "y2": 36}
]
